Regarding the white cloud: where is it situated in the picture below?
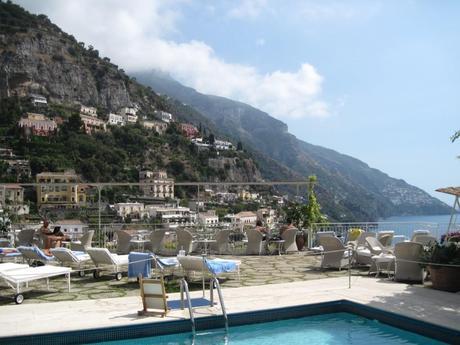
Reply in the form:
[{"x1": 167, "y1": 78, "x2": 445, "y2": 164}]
[
  {"x1": 227, "y1": 0, "x2": 268, "y2": 19},
  {"x1": 14, "y1": 0, "x2": 330, "y2": 119}
]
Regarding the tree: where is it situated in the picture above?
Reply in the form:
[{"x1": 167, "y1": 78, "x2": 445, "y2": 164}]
[
  {"x1": 304, "y1": 175, "x2": 327, "y2": 228},
  {"x1": 208, "y1": 133, "x2": 215, "y2": 145},
  {"x1": 237, "y1": 141, "x2": 243, "y2": 151},
  {"x1": 61, "y1": 113, "x2": 84, "y2": 134}
]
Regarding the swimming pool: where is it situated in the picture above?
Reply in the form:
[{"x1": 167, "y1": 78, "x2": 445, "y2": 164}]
[{"x1": 90, "y1": 312, "x2": 444, "y2": 345}]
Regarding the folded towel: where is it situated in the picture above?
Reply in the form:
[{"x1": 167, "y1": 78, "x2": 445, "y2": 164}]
[
  {"x1": 128, "y1": 252, "x2": 152, "y2": 278},
  {"x1": 205, "y1": 259, "x2": 238, "y2": 275},
  {"x1": 155, "y1": 257, "x2": 179, "y2": 269}
]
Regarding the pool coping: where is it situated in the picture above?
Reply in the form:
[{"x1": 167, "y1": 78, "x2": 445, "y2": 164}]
[{"x1": 0, "y1": 299, "x2": 458, "y2": 345}]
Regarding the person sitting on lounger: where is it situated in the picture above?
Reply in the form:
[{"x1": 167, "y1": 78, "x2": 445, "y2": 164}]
[{"x1": 40, "y1": 220, "x2": 67, "y2": 254}]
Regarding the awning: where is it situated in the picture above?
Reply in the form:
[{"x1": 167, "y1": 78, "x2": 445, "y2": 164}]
[{"x1": 436, "y1": 187, "x2": 460, "y2": 197}]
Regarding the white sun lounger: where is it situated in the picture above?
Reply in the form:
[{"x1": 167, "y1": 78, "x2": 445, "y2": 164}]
[
  {"x1": 86, "y1": 248, "x2": 129, "y2": 280},
  {"x1": 0, "y1": 262, "x2": 29, "y2": 273},
  {"x1": 0, "y1": 265, "x2": 71, "y2": 304},
  {"x1": 50, "y1": 248, "x2": 92, "y2": 277}
]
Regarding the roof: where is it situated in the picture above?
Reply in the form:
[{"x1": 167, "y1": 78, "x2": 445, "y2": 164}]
[
  {"x1": 236, "y1": 211, "x2": 257, "y2": 218},
  {"x1": 55, "y1": 219, "x2": 85, "y2": 225},
  {"x1": 436, "y1": 187, "x2": 460, "y2": 197}
]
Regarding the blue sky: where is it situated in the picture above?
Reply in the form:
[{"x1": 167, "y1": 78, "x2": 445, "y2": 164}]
[{"x1": 16, "y1": 0, "x2": 460, "y2": 204}]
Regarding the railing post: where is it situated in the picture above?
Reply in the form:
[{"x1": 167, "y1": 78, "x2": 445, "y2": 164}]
[{"x1": 348, "y1": 247, "x2": 351, "y2": 289}]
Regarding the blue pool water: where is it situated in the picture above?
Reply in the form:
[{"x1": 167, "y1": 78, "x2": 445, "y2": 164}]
[{"x1": 87, "y1": 312, "x2": 445, "y2": 344}]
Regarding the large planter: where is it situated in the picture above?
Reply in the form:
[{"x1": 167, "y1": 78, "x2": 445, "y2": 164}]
[
  {"x1": 429, "y1": 265, "x2": 460, "y2": 292},
  {"x1": 296, "y1": 231, "x2": 307, "y2": 251}
]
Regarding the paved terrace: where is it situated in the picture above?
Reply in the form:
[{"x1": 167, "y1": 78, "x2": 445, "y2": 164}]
[{"x1": 0, "y1": 252, "x2": 359, "y2": 304}]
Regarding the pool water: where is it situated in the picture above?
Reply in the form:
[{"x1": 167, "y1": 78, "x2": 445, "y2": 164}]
[{"x1": 88, "y1": 312, "x2": 445, "y2": 345}]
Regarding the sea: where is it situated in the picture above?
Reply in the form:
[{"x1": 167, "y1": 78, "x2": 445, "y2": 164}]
[{"x1": 380, "y1": 213, "x2": 458, "y2": 240}]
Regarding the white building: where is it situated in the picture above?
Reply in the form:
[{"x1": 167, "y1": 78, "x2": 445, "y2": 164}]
[
  {"x1": 257, "y1": 208, "x2": 277, "y2": 226},
  {"x1": 191, "y1": 138, "x2": 211, "y2": 149},
  {"x1": 146, "y1": 205, "x2": 196, "y2": 227},
  {"x1": 80, "y1": 105, "x2": 97, "y2": 117},
  {"x1": 188, "y1": 200, "x2": 205, "y2": 212},
  {"x1": 119, "y1": 107, "x2": 138, "y2": 124},
  {"x1": 198, "y1": 210, "x2": 219, "y2": 227},
  {"x1": 155, "y1": 111, "x2": 173, "y2": 123},
  {"x1": 54, "y1": 219, "x2": 87, "y2": 241},
  {"x1": 29, "y1": 94, "x2": 47, "y2": 106},
  {"x1": 108, "y1": 113, "x2": 125, "y2": 126},
  {"x1": 235, "y1": 211, "x2": 257, "y2": 225},
  {"x1": 214, "y1": 140, "x2": 234, "y2": 150},
  {"x1": 114, "y1": 202, "x2": 145, "y2": 219},
  {"x1": 139, "y1": 170, "x2": 174, "y2": 199}
]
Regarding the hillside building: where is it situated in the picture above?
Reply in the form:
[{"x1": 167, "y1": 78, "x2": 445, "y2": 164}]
[
  {"x1": 18, "y1": 113, "x2": 57, "y2": 137},
  {"x1": 235, "y1": 211, "x2": 257, "y2": 225},
  {"x1": 139, "y1": 170, "x2": 174, "y2": 199},
  {"x1": 0, "y1": 184, "x2": 24, "y2": 205},
  {"x1": 142, "y1": 120, "x2": 168, "y2": 135},
  {"x1": 80, "y1": 105, "x2": 97, "y2": 117},
  {"x1": 36, "y1": 170, "x2": 87, "y2": 208},
  {"x1": 119, "y1": 107, "x2": 138, "y2": 124},
  {"x1": 155, "y1": 111, "x2": 173, "y2": 123},
  {"x1": 113, "y1": 202, "x2": 145, "y2": 219},
  {"x1": 80, "y1": 114, "x2": 106, "y2": 134},
  {"x1": 53, "y1": 219, "x2": 88, "y2": 241},
  {"x1": 198, "y1": 210, "x2": 219, "y2": 227},
  {"x1": 146, "y1": 205, "x2": 195, "y2": 226},
  {"x1": 108, "y1": 113, "x2": 125, "y2": 126},
  {"x1": 214, "y1": 140, "x2": 234, "y2": 150},
  {"x1": 29, "y1": 94, "x2": 47, "y2": 106}
]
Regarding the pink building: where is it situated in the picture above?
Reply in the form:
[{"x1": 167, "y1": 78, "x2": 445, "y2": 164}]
[
  {"x1": 18, "y1": 113, "x2": 57, "y2": 137},
  {"x1": 179, "y1": 123, "x2": 199, "y2": 139}
]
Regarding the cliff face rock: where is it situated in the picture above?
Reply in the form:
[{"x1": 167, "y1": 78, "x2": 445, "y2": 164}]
[{"x1": 208, "y1": 157, "x2": 262, "y2": 182}]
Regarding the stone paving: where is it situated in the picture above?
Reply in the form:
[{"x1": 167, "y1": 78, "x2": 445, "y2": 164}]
[{"x1": 0, "y1": 252, "x2": 369, "y2": 305}]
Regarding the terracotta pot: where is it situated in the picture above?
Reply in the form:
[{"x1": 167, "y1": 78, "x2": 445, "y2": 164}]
[
  {"x1": 296, "y1": 232, "x2": 307, "y2": 251},
  {"x1": 429, "y1": 266, "x2": 460, "y2": 292}
]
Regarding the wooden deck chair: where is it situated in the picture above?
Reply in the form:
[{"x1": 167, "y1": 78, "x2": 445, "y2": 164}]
[{"x1": 138, "y1": 277, "x2": 169, "y2": 317}]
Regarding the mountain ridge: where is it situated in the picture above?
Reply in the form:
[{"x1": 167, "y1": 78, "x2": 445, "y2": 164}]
[{"x1": 132, "y1": 70, "x2": 451, "y2": 221}]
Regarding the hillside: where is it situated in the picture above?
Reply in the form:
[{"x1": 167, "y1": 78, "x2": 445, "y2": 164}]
[
  {"x1": 132, "y1": 71, "x2": 451, "y2": 220},
  {"x1": 0, "y1": 2, "x2": 262, "y2": 186}
]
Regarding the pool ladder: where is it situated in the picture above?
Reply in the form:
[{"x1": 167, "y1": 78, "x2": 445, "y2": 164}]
[{"x1": 180, "y1": 277, "x2": 229, "y2": 336}]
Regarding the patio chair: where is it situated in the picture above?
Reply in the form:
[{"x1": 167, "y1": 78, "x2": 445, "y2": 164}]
[
  {"x1": 50, "y1": 247, "x2": 91, "y2": 277},
  {"x1": 281, "y1": 227, "x2": 298, "y2": 253},
  {"x1": 394, "y1": 242, "x2": 424, "y2": 283},
  {"x1": 70, "y1": 230, "x2": 94, "y2": 252},
  {"x1": 86, "y1": 247, "x2": 129, "y2": 281},
  {"x1": 0, "y1": 265, "x2": 71, "y2": 304},
  {"x1": 115, "y1": 230, "x2": 134, "y2": 255},
  {"x1": 17, "y1": 246, "x2": 55, "y2": 265},
  {"x1": 412, "y1": 235, "x2": 437, "y2": 246},
  {"x1": 411, "y1": 230, "x2": 431, "y2": 242},
  {"x1": 315, "y1": 231, "x2": 335, "y2": 245},
  {"x1": 138, "y1": 277, "x2": 169, "y2": 317},
  {"x1": 176, "y1": 228, "x2": 197, "y2": 254},
  {"x1": 245, "y1": 229, "x2": 266, "y2": 255},
  {"x1": 318, "y1": 236, "x2": 351, "y2": 270},
  {"x1": 177, "y1": 255, "x2": 240, "y2": 284},
  {"x1": 348, "y1": 231, "x2": 376, "y2": 250},
  {"x1": 377, "y1": 230, "x2": 394, "y2": 247},
  {"x1": 148, "y1": 229, "x2": 168, "y2": 254},
  {"x1": 14, "y1": 229, "x2": 36, "y2": 247},
  {"x1": 347, "y1": 228, "x2": 363, "y2": 242},
  {"x1": 210, "y1": 229, "x2": 232, "y2": 254}
]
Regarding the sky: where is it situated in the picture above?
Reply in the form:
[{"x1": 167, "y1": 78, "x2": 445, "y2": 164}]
[{"x1": 14, "y1": 0, "x2": 460, "y2": 204}]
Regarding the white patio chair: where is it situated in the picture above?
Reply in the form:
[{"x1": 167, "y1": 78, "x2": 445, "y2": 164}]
[
  {"x1": 86, "y1": 247, "x2": 129, "y2": 281},
  {"x1": 318, "y1": 236, "x2": 351, "y2": 270},
  {"x1": 281, "y1": 227, "x2": 299, "y2": 253},
  {"x1": 411, "y1": 230, "x2": 431, "y2": 242},
  {"x1": 50, "y1": 247, "x2": 92, "y2": 277},
  {"x1": 412, "y1": 235, "x2": 437, "y2": 246},
  {"x1": 70, "y1": 230, "x2": 94, "y2": 252},
  {"x1": 245, "y1": 229, "x2": 266, "y2": 255},
  {"x1": 394, "y1": 242, "x2": 424, "y2": 282},
  {"x1": 176, "y1": 229, "x2": 198, "y2": 254},
  {"x1": 210, "y1": 229, "x2": 232, "y2": 254}
]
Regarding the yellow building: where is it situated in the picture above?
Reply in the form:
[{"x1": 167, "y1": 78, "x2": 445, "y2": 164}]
[{"x1": 36, "y1": 171, "x2": 86, "y2": 208}]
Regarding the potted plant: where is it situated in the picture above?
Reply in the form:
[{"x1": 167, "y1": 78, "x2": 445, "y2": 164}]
[{"x1": 421, "y1": 242, "x2": 460, "y2": 292}]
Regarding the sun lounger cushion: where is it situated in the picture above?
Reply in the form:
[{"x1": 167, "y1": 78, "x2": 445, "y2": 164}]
[
  {"x1": 0, "y1": 247, "x2": 22, "y2": 259},
  {"x1": 128, "y1": 252, "x2": 152, "y2": 278},
  {"x1": 50, "y1": 248, "x2": 90, "y2": 263},
  {"x1": 205, "y1": 259, "x2": 238, "y2": 275},
  {"x1": 17, "y1": 246, "x2": 54, "y2": 261}
]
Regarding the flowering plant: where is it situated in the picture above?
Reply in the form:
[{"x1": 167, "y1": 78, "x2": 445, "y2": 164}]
[{"x1": 440, "y1": 231, "x2": 460, "y2": 244}]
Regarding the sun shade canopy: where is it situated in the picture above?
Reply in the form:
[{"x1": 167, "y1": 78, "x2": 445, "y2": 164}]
[{"x1": 436, "y1": 187, "x2": 460, "y2": 197}]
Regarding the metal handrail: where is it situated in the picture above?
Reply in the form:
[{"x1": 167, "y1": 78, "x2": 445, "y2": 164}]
[
  {"x1": 210, "y1": 276, "x2": 229, "y2": 332},
  {"x1": 180, "y1": 278, "x2": 196, "y2": 335}
]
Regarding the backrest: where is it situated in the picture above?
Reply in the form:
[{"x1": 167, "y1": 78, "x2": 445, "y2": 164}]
[
  {"x1": 50, "y1": 248, "x2": 78, "y2": 263},
  {"x1": 378, "y1": 234, "x2": 393, "y2": 247},
  {"x1": 318, "y1": 236, "x2": 345, "y2": 251},
  {"x1": 356, "y1": 231, "x2": 376, "y2": 246},
  {"x1": 245, "y1": 229, "x2": 263, "y2": 242},
  {"x1": 87, "y1": 248, "x2": 115, "y2": 265},
  {"x1": 17, "y1": 245, "x2": 51, "y2": 261},
  {"x1": 281, "y1": 228, "x2": 297, "y2": 242},
  {"x1": 150, "y1": 229, "x2": 167, "y2": 253},
  {"x1": 16, "y1": 229, "x2": 36, "y2": 246},
  {"x1": 80, "y1": 230, "x2": 94, "y2": 247},
  {"x1": 215, "y1": 230, "x2": 231, "y2": 244},
  {"x1": 365, "y1": 237, "x2": 384, "y2": 254},
  {"x1": 140, "y1": 277, "x2": 168, "y2": 314},
  {"x1": 413, "y1": 235, "x2": 437, "y2": 246},
  {"x1": 395, "y1": 242, "x2": 423, "y2": 260},
  {"x1": 176, "y1": 228, "x2": 193, "y2": 243},
  {"x1": 116, "y1": 230, "x2": 132, "y2": 254},
  {"x1": 177, "y1": 255, "x2": 206, "y2": 272},
  {"x1": 411, "y1": 230, "x2": 431, "y2": 241}
]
